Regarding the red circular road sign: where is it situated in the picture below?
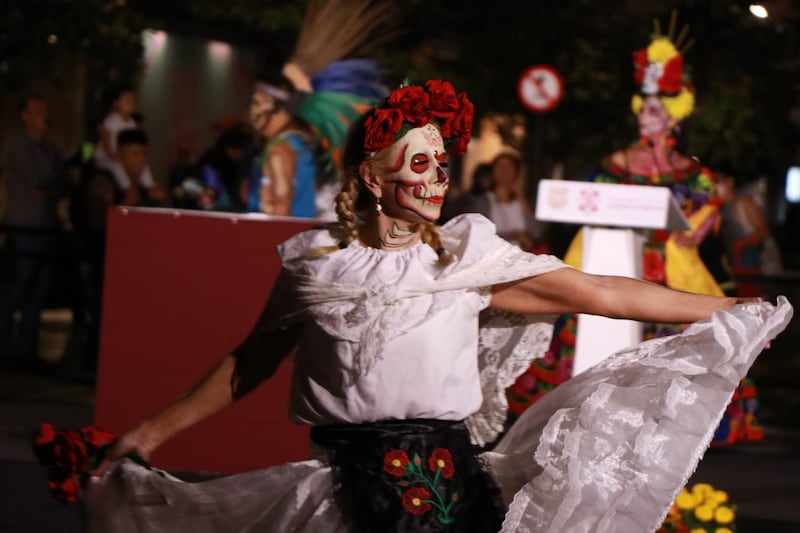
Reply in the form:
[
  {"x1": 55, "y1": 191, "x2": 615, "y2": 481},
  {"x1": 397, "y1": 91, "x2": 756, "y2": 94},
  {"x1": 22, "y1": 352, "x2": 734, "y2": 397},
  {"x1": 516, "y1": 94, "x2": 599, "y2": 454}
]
[{"x1": 517, "y1": 65, "x2": 564, "y2": 113}]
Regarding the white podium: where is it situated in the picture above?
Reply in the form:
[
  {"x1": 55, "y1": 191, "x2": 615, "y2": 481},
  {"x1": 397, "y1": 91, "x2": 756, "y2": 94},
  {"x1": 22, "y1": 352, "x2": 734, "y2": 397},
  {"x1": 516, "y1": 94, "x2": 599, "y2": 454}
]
[{"x1": 536, "y1": 179, "x2": 690, "y2": 375}]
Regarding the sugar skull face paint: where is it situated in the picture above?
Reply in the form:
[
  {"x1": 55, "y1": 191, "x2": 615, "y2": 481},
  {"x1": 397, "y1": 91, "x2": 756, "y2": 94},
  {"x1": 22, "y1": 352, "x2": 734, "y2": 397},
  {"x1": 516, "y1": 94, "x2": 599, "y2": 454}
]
[
  {"x1": 638, "y1": 95, "x2": 672, "y2": 140},
  {"x1": 379, "y1": 124, "x2": 449, "y2": 223}
]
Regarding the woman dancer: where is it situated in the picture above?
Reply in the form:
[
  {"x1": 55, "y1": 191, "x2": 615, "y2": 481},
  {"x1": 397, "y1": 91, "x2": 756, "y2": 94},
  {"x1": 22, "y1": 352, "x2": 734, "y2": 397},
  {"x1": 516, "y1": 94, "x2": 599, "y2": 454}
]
[{"x1": 88, "y1": 80, "x2": 790, "y2": 533}]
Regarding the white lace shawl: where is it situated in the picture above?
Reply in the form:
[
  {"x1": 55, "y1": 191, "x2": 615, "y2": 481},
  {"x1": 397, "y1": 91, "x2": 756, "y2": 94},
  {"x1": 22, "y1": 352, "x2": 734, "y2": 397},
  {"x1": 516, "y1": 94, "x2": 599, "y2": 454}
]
[{"x1": 275, "y1": 214, "x2": 568, "y2": 445}]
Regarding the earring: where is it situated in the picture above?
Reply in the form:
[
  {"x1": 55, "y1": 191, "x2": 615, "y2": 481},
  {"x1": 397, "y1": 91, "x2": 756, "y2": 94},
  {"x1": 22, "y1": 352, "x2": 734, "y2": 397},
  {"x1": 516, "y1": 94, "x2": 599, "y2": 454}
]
[{"x1": 376, "y1": 197, "x2": 383, "y2": 214}]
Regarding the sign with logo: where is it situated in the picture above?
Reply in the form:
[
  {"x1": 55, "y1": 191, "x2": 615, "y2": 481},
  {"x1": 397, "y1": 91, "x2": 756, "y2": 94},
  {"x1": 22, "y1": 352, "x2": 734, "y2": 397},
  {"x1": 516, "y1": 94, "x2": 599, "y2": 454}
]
[
  {"x1": 517, "y1": 65, "x2": 564, "y2": 113},
  {"x1": 535, "y1": 179, "x2": 690, "y2": 231}
]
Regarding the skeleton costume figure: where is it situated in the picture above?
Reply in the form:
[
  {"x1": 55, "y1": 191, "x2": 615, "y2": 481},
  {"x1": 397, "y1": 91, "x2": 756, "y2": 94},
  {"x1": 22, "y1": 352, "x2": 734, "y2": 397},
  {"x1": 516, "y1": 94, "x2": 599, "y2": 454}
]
[
  {"x1": 507, "y1": 22, "x2": 764, "y2": 448},
  {"x1": 87, "y1": 81, "x2": 791, "y2": 533}
]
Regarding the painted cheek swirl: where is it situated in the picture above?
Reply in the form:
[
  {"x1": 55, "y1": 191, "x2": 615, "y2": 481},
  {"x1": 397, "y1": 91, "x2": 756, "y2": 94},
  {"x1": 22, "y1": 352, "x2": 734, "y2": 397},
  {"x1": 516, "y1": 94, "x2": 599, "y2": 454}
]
[{"x1": 392, "y1": 152, "x2": 449, "y2": 221}]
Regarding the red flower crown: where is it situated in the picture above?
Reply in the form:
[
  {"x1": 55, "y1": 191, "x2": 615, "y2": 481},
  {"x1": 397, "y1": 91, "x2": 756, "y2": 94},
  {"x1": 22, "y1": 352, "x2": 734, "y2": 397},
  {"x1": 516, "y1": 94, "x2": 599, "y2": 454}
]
[{"x1": 363, "y1": 80, "x2": 474, "y2": 156}]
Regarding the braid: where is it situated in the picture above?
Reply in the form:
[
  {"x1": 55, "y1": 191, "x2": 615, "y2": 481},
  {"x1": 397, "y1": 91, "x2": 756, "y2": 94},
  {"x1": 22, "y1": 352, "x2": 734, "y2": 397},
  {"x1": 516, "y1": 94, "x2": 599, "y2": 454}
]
[
  {"x1": 419, "y1": 222, "x2": 453, "y2": 266},
  {"x1": 335, "y1": 174, "x2": 360, "y2": 246}
]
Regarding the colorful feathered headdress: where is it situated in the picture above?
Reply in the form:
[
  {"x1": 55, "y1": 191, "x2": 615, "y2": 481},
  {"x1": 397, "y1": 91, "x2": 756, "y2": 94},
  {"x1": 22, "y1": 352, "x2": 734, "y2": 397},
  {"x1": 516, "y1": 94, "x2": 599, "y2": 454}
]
[{"x1": 631, "y1": 12, "x2": 695, "y2": 121}]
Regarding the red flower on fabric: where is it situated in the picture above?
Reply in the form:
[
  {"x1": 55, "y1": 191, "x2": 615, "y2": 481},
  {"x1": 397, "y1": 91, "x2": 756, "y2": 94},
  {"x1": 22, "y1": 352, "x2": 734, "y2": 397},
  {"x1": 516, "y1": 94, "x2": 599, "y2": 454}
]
[
  {"x1": 659, "y1": 55, "x2": 684, "y2": 94},
  {"x1": 643, "y1": 249, "x2": 666, "y2": 283},
  {"x1": 428, "y1": 448, "x2": 455, "y2": 478},
  {"x1": 383, "y1": 449, "x2": 410, "y2": 476},
  {"x1": 402, "y1": 487, "x2": 432, "y2": 515},
  {"x1": 388, "y1": 86, "x2": 431, "y2": 128},
  {"x1": 364, "y1": 108, "x2": 405, "y2": 152}
]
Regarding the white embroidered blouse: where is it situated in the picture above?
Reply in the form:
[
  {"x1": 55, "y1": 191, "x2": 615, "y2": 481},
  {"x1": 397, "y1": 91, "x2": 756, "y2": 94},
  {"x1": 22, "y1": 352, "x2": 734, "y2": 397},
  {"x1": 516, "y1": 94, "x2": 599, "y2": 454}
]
[{"x1": 266, "y1": 214, "x2": 567, "y2": 444}]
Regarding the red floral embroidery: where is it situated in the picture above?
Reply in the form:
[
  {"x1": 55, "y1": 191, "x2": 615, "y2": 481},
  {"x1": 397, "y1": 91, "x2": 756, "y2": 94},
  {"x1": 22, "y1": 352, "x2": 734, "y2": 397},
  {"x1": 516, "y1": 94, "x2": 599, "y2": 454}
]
[
  {"x1": 383, "y1": 449, "x2": 410, "y2": 476},
  {"x1": 402, "y1": 487, "x2": 433, "y2": 515},
  {"x1": 428, "y1": 448, "x2": 455, "y2": 479},
  {"x1": 383, "y1": 448, "x2": 458, "y2": 524}
]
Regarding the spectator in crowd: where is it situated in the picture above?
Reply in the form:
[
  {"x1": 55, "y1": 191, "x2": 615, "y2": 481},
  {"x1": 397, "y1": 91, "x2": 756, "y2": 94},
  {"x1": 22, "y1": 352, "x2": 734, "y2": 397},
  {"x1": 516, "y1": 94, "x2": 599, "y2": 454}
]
[
  {"x1": 0, "y1": 95, "x2": 69, "y2": 367},
  {"x1": 714, "y1": 165, "x2": 771, "y2": 297},
  {"x1": 93, "y1": 86, "x2": 160, "y2": 199},
  {"x1": 189, "y1": 125, "x2": 252, "y2": 212},
  {"x1": 471, "y1": 153, "x2": 545, "y2": 253}
]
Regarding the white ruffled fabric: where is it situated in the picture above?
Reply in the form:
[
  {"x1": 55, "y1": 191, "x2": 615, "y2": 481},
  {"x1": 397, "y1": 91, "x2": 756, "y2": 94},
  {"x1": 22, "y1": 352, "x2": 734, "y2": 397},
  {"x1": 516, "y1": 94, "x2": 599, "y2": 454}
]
[
  {"x1": 272, "y1": 214, "x2": 566, "y2": 436},
  {"x1": 85, "y1": 214, "x2": 793, "y2": 533}
]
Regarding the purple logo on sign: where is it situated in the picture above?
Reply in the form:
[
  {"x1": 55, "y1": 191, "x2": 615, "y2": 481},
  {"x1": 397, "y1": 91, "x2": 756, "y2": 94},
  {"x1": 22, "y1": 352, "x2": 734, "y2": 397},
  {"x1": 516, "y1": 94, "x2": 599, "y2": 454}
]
[{"x1": 579, "y1": 189, "x2": 599, "y2": 212}]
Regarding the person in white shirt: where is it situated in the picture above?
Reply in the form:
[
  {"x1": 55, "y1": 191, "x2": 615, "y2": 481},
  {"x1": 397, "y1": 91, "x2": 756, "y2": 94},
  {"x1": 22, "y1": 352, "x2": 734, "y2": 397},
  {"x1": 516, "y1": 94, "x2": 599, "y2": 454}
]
[{"x1": 93, "y1": 86, "x2": 157, "y2": 193}]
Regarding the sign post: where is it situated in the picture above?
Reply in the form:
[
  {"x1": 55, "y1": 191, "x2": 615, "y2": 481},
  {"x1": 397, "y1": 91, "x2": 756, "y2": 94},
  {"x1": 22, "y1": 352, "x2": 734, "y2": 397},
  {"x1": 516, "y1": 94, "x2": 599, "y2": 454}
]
[
  {"x1": 517, "y1": 65, "x2": 564, "y2": 194},
  {"x1": 536, "y1": 179, "x2": 691, "y2": 375},
  {"x1": 517, "y1": 65, "x2": 564, "y2": 113}
]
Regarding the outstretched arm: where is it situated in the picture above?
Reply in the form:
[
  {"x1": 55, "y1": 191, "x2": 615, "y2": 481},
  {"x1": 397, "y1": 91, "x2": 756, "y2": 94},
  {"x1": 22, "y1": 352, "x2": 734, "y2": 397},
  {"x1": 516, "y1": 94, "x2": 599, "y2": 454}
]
[
  {"x1": 490, "y1": 267, "x2": 743, "y2": 322},
  {"x1": 94, "y1": 317, "x2": 300, "y2": 474}
]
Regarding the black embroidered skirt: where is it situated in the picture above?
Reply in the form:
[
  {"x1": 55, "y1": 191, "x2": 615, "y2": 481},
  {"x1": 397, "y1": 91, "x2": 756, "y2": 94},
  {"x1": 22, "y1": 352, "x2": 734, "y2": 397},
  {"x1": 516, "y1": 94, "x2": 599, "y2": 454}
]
[{"x1": 310, "y1": 419, "x2": 505, "y2": 533}]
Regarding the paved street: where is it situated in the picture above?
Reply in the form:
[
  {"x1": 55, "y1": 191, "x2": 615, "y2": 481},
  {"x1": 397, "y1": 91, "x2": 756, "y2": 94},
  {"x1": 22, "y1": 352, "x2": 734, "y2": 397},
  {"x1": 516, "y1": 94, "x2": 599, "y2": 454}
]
[{"x1": 1, "y1": 285, "x2": 799, "y2": 532}]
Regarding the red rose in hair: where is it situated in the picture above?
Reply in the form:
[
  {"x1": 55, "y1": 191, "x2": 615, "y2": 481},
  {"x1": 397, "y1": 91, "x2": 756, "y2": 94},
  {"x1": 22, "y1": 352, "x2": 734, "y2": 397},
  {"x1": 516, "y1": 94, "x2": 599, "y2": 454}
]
[
  {"x1": 364, "y1": 108, "x2": 405, "y2": 152},
  {"x1": 659, "y1": 55, "x2": 684, "y2": 94},
  {"x1": 388, "y1": 86, "x2": 431, "y2": 127},
  {"x1": 402, "y1": 487, "x2": 432, "y2": 515},
  {"x1": 428, "y1": 448, "x2": 455, "y2": 478},
  {"x1": 425, "y1": 80, "x2": 459, "y2": 135},
  {"x1": 447, "y1": 92, "x2": 474, "y2": 155},
  {"x1": 632, "y1": 48, "x2": 648, "y2": 85},
  {"x1": 383, "y1": 449, "x2": 410, "y2": 476}
]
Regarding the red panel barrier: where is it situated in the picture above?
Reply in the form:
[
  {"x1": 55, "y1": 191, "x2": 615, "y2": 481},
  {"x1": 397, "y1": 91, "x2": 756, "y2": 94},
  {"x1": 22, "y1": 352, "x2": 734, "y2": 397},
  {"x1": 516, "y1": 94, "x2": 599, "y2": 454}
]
[{"x1": 94, "y1": 207, "x2": 318, "y2": 473}]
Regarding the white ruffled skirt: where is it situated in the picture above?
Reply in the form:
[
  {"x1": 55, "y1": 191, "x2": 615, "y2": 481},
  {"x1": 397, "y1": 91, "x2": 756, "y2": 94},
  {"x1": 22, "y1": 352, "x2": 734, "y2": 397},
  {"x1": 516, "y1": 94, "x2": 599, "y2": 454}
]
[{"x1": 86, "y1": 298, "x2": 792, "y2": 533}]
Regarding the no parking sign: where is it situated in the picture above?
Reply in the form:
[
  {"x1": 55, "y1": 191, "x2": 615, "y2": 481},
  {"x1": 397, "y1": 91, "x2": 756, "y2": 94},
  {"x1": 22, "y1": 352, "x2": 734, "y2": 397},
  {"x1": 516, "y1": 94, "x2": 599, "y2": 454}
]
[{"x1": 517, "y1": 65, "x2": 564, "y2": 113}]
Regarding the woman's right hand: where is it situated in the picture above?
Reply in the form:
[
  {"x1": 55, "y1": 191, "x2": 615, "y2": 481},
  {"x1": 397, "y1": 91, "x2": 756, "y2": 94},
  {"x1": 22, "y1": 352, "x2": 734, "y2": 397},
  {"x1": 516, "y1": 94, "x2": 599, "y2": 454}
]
[{"x1": 91, "y1": 423, "x2": 160, "y2": 477}]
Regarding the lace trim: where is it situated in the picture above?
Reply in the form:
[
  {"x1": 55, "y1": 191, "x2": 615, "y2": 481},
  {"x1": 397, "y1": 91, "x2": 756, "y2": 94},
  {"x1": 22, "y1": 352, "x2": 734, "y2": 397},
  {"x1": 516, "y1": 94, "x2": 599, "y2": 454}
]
[
  {"x1": 466, "y1": 309, "x2": 557, "y2": 446},
  {"x1": 497, "y1": 297, "x2": 793, "y2": 533}
]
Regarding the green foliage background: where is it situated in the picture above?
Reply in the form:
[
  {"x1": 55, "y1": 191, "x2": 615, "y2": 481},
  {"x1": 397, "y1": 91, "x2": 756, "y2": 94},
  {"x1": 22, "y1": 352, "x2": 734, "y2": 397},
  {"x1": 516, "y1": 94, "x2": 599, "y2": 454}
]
[{"x1": 3, "y1": 0, "x2": 797, "y2": 180}]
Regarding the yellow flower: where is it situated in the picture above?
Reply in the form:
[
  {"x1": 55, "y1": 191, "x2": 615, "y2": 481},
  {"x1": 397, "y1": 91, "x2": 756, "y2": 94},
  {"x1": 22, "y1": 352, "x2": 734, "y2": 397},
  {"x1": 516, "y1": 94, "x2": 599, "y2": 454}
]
[
  {"x1": 661, "y1": 89, "x2": 695, "y2": 120},
  {"x1": 694, "y1": 504, "x2": 715, "y2": 522},
  {"x1": 647, "y1": 37, "x2": 679, "y2": 64},
  {"x1": 711, "y1": 490, "x2": 729, "y2": 504},
  {"x1": 692, "y1": 483, "x2": 715, "y2": 497},
  {"x1": 715, "y1": 529, "x2": 733, "y2": 533},
  {"x1": 676, "y1": 490, "x2": 698, "y2": 510},
  {"x1": 690, "y1": 529, "x2": 706, "y2": 533},
  {"x1": 714, "y1": 506, "x2": 735, "y2": 524},
  {"x1": 631, "y1": 94, "x2": 643, "y2": 115}
]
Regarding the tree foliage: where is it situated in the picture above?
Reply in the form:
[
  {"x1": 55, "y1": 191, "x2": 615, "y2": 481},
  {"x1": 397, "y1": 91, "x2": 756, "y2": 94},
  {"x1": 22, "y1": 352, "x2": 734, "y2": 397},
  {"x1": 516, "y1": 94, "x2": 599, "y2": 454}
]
[{"x1": 6, "y1": 0, "x2": 798, "y2": 181}]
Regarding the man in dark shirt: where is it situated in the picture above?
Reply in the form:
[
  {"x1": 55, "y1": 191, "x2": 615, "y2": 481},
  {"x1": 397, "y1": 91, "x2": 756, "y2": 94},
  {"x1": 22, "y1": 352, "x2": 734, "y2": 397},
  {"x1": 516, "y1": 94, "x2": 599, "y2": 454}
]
[{"x1": 0, "y1": 95, "x2": 68, "y2": 365}]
